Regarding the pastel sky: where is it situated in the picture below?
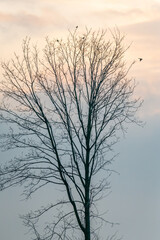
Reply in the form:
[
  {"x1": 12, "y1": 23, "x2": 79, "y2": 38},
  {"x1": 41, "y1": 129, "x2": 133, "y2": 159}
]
[{"x1": 0, "y1": 0, "x2": 160, "y2": 240}]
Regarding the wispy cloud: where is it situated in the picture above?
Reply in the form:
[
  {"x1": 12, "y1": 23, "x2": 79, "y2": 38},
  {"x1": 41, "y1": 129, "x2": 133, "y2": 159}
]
[
  {"x1": 0, "y1": 12, "x2": 42, "y2": 27},
  {"x1": 87, "y1": 8, "x2": 145, "y2": 26},
  {"x1": 0, "y1": 10, "x2": 67, "y2": 29}
]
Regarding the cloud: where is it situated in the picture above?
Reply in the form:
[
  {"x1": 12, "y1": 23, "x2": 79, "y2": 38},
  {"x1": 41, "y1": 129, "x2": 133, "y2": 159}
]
[
  {"x1": 121, "y1": 17, "x2": 160, "y2": 68},
  {"x1": 0, "y1": 9, "x2": 68, "y2": 32},
  {"x1": 123, "y1": 18, "x2": 160, "y2": 37},
  {"x1": 69, "y1": 7, "x2": 146, "y2": 29},
  {"x1": 92, "y1": 8, "x2": 144, "y2": 21},
  {"x1": 0, "y1": 12, "x2": 42, "y2": 27},
  {"x1": 0, "y1": 11, "x2": 65, "y2": 27}
]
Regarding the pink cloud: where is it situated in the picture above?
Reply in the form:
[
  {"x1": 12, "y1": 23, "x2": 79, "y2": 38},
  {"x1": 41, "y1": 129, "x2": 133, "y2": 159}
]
[{"x1": 0, "y1": 10, "x2": 67, "y2": 30}]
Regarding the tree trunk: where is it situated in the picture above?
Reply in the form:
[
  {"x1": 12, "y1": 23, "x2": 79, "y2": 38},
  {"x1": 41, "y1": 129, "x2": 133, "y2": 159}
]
[
  {"x1": 85, "y1": 184, "x2": 91, "y2": 240},
  {"x1": 85, "y1": 104, "x2": 92, "y2": 240},
  {"x1": 85, "y1": 148, "x2": 91, "y2": 240}
]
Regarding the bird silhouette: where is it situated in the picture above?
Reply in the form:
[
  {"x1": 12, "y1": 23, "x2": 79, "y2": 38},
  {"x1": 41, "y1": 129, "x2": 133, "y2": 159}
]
[
  {"x1": 76, "y1": 26, "x2": 78, "y2": 28},
  {"x1": 138, "y1": 58, "x2": 143, "y2": 61}
]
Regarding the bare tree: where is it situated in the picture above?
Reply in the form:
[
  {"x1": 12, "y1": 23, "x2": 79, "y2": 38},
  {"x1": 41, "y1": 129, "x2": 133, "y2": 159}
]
[{"x1": 0, "y1": 28, "x2": 141, "y2": 240}]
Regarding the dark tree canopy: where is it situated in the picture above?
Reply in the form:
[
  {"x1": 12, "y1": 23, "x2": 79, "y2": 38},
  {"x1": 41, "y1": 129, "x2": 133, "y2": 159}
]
[{"x1": 0, "y1": 28, "x2": 141, "y2": 240}]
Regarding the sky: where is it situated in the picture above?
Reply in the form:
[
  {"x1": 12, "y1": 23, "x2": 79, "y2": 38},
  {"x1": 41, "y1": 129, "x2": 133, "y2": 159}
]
[{"x1": 0, "y1": 0, "x2": 160, "y2": 240}]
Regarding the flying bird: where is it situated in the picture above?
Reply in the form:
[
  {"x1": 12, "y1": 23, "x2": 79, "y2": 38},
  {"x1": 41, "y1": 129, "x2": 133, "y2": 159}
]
[
  {"x1": 76, "y1": 26, "x2": 78, "y2": 28},
  {"x1": 138, "y1": 58, "x2": 143, "y2": 61}
]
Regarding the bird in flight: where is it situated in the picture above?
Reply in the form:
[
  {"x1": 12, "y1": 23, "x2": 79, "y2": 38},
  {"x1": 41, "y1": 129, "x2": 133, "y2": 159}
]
[
  {"x1": 76, "y1": 26, "x2": 78, "y2": 28},
  {"x1": 138, "y1": 58, "x2": 143, "y2": 61}
]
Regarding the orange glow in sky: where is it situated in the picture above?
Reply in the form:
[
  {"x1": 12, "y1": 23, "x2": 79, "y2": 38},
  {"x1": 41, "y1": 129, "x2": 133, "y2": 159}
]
[{"x1": 0, "y1": 0, "x2": 160, "y2": 116}]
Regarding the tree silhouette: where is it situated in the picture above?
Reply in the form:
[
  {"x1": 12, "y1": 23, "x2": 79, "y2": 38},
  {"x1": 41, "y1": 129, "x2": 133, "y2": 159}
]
[{"x1": 0, "y1": 29, "x2": 142, "y2": 240}]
